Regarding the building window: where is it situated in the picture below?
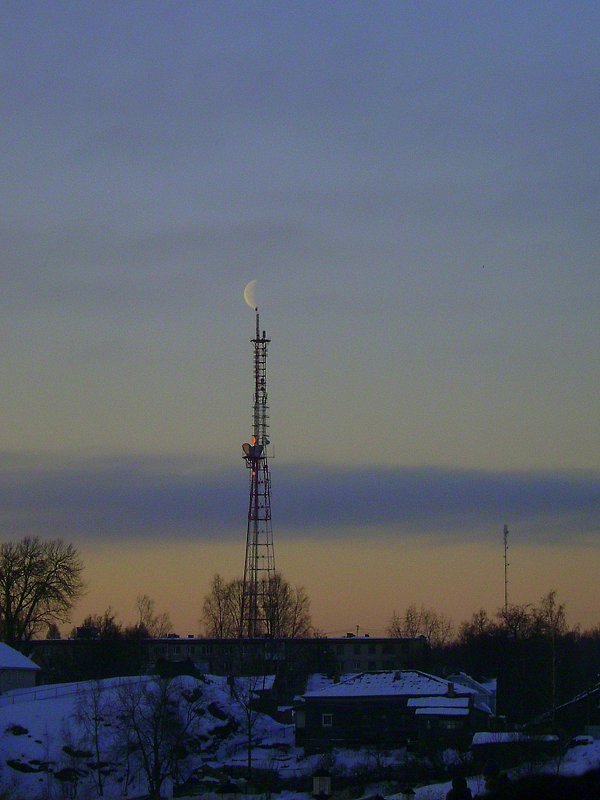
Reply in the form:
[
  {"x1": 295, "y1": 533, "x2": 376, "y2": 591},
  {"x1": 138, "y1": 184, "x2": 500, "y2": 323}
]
[
  {"x1": 368, "y1": 643, "x2": 376, "y2": 654},
  {"x1": 441, "y1": 719, "x2": 462, "y2": 730},
  {"x1": 368, "y1": 660, "x2": 376, "y2": 670},
  {"x1": 353, "y1": 643, "x2": 361, "y2": 655},
  {"x1": 322, "y1": 713, "x2": 333, "y2": 727}
]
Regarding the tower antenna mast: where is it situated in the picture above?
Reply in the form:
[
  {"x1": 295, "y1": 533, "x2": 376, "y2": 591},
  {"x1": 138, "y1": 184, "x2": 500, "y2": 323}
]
[
  {"x1": 240, "y1": 296, "x2": 275, "y2": 638},
  {"x1": 503, "y1": 523, "x2": 509, "y2": 613}
]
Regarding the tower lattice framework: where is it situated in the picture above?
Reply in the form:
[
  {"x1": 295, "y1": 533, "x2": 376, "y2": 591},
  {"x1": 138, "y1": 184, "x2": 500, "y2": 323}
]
[{"x1": 240, "y1": 311, "x2": 275, "y2": 638}]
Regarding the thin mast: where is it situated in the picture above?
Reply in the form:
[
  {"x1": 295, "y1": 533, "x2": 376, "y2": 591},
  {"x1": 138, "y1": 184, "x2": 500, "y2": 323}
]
[{"x1": 503, "y1": 524, "x2": 509, "y2": 613}]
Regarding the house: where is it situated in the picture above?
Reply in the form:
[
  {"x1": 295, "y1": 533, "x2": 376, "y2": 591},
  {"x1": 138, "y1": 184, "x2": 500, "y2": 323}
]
[
  {"x1": 295, "y1": 670, "x2": 491, "y2": 753},
  {"x1": 0, "y1": 642, "x2": 40, "y2": 693},
  {"x1": 447, "y1": 671, "x2": 497, "y2": 715},
  {"x1": 26, "y1": 634, "x2": 429, "y2": 686}
]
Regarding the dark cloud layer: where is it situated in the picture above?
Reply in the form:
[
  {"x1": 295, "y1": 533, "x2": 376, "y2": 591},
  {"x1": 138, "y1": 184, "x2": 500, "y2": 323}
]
[{"x1": 0, "y1": 453, "x2": 597, "y2": 545}]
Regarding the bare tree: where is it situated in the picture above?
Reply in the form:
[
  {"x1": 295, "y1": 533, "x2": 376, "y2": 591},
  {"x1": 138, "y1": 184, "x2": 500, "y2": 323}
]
[
  {"x1": 262, "y1": 573, "x2": 313, "y2": 638},
  {"x1": 533, "y1": 589, "x2": 567, "y2": 637},
  {"x1": 113, "y1": 677, "x2": 203, "y2": 800},
  {"x1": 72, "y1": 607, "x2": 122, "y2": 639},
  {"x1": 534, "y1": 589, "x2": 568, "y2": 711},
  {"x1": 231, "y1": 673, "x2": 265, "y2": 781},
  {"x1": 201, "y1": 574, "x2": 238, "y2": 638},
  {"x1": 403, "y1": 604, "x2": 423, "y2": 638},
  {"x1": 421, "y1": 607, "x2": 454, "y2": 646},
  {"x1": 458, "y1": 608, "x2": 497, "y2": 643},
  {"x1": 387, "y1": 603, "x2": 454, "y2": 646},
  {"x1": 46, "y1": 621, "x2": 62, "y2": 639},
  {"x1": 201, "y1": 572, "x2": 312, "y2": 638},
  {"x1": 76, "y1": 680, "x2": 110, "y2": 797},
  {"x1": 135, "y1": 594, "x2": 172, "y2": 638},
  {"x1": 496, "y1": 602, "x2": 535, "y2": 638},
  {"x1": 0, "y1": 537, "x2": 85, "y2": 643}
]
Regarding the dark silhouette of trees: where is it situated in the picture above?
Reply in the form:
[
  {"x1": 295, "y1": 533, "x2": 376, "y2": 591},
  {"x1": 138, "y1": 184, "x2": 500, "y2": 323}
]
[
  {"x1": 76, "y1": 679, "x2": 110, "y2": 797},
  {"x1": 202, "y1": 574, "x2": 243, "y2": 638},
  {"x1": 113, "y1": 677, "x2": 204, "y2": 800},
  {"x1": 388, "y1": 603, "x2": 454, "y2": 647},
  {"x1": 262, "y1": 573, "x2": 312, "y2": 638},
  {"x1": 74, "y1": 607, "x2": 123, "y2": 640},
  {"x1": 458, "y1": 608, "x2": 497, "y2": 642},
  {"x1": 437, "y1": 589, "x2": 600, "y2": 722},
  {"x1": 0, "y1": 537, "x2": 84, "y2": 643},
  {"x1": 201, "y1": 572, "x2": 313, "y2": 638},
  {"x1": 135, "y1": 594, "x2": 172, "y2": 638}
]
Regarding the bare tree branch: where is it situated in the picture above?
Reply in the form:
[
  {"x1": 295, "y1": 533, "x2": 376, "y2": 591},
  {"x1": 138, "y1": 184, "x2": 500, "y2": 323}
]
[{"x1": 0, "y1": 537, "x2": 85, "y2": 642}]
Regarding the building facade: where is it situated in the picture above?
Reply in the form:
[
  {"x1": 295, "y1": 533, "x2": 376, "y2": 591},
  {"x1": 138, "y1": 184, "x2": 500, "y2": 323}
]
[{"x1": 295, "y1": 670, "x2": 491, "y2": 753}]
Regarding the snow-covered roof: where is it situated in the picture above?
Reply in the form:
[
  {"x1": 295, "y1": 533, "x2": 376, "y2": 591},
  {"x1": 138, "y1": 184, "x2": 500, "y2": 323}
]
[
  {"x1": 479, "y1": 678, "x2": 497, "y2": 693},
  {"x1": 305, "y1": 672, "x2": 359, "y2": 694},
  {"x1": 415, "y1": 707, "x2": 469, "y2": 717},
  {"x1": 408, "y1": 696, "x2": 470, "y2": 708},
  {"x1": 472, "y1": 732, "x2": 558, "y2": 745},
  {"x1": 447, "y1": 672, "x2": 496, "y2": 696},
  {"x1": 303, "y1": 671, "x2": 474, "y2": 699},
  {"x1": 0, "y1": 643, "x2": 40, "y2": 671}
]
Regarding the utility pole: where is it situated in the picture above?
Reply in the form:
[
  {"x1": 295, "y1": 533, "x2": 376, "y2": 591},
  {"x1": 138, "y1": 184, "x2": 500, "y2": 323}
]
[{"x1": 503, "y1": 524, "x2": 509, "y2": 613}]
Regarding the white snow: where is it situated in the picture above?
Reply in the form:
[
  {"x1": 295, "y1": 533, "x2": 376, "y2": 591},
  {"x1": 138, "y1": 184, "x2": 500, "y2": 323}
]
[
  {"x1": 1, "y1": 672, "x2": 600, "y2": 800},
  {"x1": 414, "y1": 707, "x2": 469, "y2": 717},
  {"x1": 303, "y1": 671, "x2": 474, "y2": 699},
  {"x1": 407, "y1": 697, "x2": 469, "y2": 708},
  {"x1": 472, "y1": 731, "x2": 558, "y2": 745},
  {"x1": 0, "y1": 674, "x2": 296, "y2": 799},
  {"x1": 0, "y1": 642, "x2": 40, "y2": 671}
]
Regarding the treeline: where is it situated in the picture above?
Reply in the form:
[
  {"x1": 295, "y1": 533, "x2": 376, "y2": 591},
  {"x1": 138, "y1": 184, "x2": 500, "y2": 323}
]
[
  {"x1": 201, "y1": 573, "x2": 314, "y2": 639},
  {"x1": 3, "y1": 535, "x2": 600, "y2": 721},
  {"x1": 387, "y1": 591, "x2": 600, "y2": 721}
]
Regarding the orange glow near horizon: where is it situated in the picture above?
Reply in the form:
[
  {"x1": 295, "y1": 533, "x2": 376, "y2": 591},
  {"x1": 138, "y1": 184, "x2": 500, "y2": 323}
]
[{"x1": 70, "y1": 533, "x2": 600, "y2": 638}]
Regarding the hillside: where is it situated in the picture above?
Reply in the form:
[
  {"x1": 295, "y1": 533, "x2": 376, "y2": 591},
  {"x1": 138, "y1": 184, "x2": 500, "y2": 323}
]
[
  {"x1": 0, "y1": 674, "x2": 306, "y2": 799},
  {"x1": 2, "y1": 674, "x2": 600, "y2": 799}
]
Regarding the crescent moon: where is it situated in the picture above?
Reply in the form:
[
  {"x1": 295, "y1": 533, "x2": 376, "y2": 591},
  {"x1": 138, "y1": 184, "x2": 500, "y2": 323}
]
[{"x1": 243, "y1": 279, "x2": 257, "y2": 310}]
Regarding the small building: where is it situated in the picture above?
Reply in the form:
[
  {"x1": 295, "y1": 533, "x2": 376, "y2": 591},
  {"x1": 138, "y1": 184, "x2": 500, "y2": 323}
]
[
  {"x1": 295, "y1": 670, "x2": 491, "y2": 753},
  {"x1": 26, "y1": 634, "x2": 429, "y2": 687},
  {"x1": 447, "y1": 672, "x2": 497, "y2": 715},
  {"x1": 0, "y1": 642, "x2": 40, "y2": 693}
]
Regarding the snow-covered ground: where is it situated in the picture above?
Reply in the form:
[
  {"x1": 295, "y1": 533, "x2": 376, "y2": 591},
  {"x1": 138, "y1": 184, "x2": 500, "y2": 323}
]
[
  {"x1": 1, "y1": 675, "x2": 600, "y2": 799},
  {"x1": 0, "y1": 674, "x2": 302, "y2": 798}
]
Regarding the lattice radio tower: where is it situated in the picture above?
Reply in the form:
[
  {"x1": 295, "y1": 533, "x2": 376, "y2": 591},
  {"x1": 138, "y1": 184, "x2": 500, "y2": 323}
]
[{"x1": 240, "y1": 301, "x2": 275, "y2": 638}]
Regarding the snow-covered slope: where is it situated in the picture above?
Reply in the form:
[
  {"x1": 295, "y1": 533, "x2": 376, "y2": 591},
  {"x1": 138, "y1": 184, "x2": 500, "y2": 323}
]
[{"x1": 0, "y1": 674, "x2": 296, "y2": 799}]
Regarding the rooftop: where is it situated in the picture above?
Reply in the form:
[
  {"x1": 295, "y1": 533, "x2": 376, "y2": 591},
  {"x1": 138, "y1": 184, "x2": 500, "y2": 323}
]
[
  {"x1": 0, "y1": 643, "x2": 40, "y2": 671},
  {"x1": 303, "y1": 670, "x2": 475, "y2": 699}
]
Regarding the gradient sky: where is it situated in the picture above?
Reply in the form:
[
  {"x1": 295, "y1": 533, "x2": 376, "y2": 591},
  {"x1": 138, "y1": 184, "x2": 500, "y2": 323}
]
[{"x1": 1, "y1": 1, "x2": 599, "y2": 636}]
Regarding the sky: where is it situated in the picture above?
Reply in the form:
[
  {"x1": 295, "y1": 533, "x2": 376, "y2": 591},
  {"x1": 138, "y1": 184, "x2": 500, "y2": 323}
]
[{"x1": 1, "y1": 1, "x2": 599, "y2": 636}]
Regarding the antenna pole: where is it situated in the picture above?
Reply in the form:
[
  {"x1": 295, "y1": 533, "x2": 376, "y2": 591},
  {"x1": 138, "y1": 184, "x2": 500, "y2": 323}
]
[
  {"x1": 503, "y1": 524, "x2": 509, "y2": 613},
  {"x1": 240, "y1": 308, "x2": 275, "y2": 638}
]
